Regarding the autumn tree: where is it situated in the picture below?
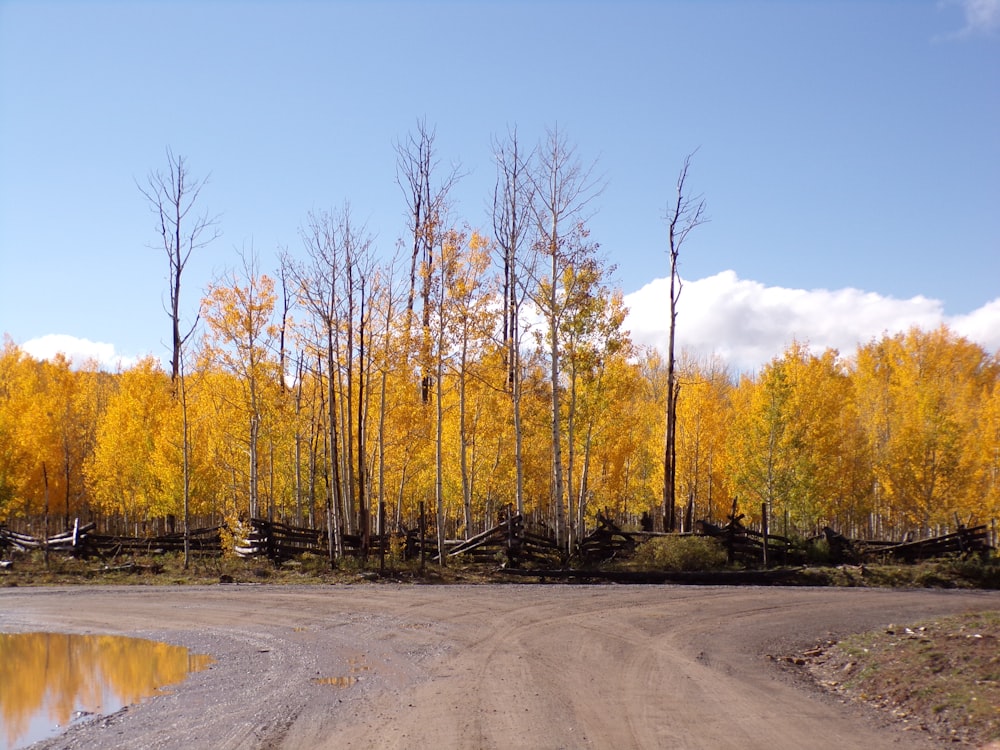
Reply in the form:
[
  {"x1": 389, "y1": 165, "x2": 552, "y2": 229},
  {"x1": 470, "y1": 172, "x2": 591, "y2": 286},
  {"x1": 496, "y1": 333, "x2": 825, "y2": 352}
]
[
  {"x1": 726, "y1": 359, "x2": 793, "y2": 527},
  {"x1": 528, "y1": 126, "x2": 602, "y2": 548},
  {"x1": 559, "y1": 257, "x2": 629, "y2": 542},
  {"x1": 973, "y1": 379, "x2": 1000, "y2": 521},
  {"x1": 853, "y1": 327, "x2": 997, "y2": 529},
  {"x1": 435, "y1": 229, "x2": 497, "y2": 543},
  {"x1": 200, "y1": 250, "x2": 280, "y2": 520},
  {"x1": 674, "y1": 354, "x2": 732, "y2": 528},
  {"x1": 599, "y1": 350, "x2": 669, "y2": 523},
  {"x1": 87, "y1": 357, "x2": 177, "y2": 527},
  {"x1": 0, "y1": 339, "x2": 22, "y2": 517},
  {"x1": 0, "y1": 341, "x2": 45, "y2": 520},
  {"x1": 138, "y1": 148, "x2": 220, "y2": 383}
]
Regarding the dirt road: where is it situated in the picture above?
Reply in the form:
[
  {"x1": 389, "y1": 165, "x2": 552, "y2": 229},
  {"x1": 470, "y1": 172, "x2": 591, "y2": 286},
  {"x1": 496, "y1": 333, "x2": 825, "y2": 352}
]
[{"x1": 3, "y1": 584, "x2": 998, "y2": 749}]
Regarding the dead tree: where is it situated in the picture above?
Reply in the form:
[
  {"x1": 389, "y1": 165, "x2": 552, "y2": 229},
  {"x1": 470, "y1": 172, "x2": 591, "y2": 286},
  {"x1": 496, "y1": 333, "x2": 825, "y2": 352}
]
[
  {"x1": 662, "y1": 153, "x2": 706, "y2": 532},
  {"x1": 492, "y1": 127, "x2": 535, "y2": 515},
  {"x1": 394, "y1": 119, "x2": 462, "y2": 403},
  {"x1": 138, "y1": 148, "x2": 220, "y2": 382}
]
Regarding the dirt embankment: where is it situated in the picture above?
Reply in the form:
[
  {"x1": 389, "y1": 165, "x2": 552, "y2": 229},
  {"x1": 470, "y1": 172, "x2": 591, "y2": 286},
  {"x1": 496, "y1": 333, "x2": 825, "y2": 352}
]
[{"x1": 2, "y1": 585, "x2": 999, "y2": 750}]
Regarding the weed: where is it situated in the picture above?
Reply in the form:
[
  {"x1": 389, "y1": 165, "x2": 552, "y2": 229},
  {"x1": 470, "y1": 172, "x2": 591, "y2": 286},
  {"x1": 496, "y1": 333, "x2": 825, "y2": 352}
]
[{"x1": 633, "y1": 536, "x2": 728, "y2": 571}]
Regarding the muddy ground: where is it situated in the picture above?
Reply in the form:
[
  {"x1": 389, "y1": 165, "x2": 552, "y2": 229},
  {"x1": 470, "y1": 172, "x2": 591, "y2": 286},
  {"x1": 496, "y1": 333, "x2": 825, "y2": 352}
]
[{"x1": 2, "y1": 584, "x2": 999, "y2": 749}]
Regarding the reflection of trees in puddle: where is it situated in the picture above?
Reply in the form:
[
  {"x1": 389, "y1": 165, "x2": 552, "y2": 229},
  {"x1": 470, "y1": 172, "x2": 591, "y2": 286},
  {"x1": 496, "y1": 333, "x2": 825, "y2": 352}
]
[
  {"x1": 311, "y1": 676, "x2": 357, "y2": 687},
  {"x1": 0, "y1": 632, "x2": 213, "y2": 750},
  {"x1": 311, "y1": 654, "x2": 370, "y2": 689}
]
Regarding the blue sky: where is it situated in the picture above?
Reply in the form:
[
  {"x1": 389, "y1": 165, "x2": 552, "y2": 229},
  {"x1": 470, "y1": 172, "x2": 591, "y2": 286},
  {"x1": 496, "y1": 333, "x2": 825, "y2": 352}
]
[{"x1": 1, "y1": 0, "x2": 998, "y2": 373}]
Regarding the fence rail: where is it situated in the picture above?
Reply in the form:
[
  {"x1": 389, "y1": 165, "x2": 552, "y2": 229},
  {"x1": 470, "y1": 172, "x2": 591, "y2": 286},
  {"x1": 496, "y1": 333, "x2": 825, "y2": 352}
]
[{"x1": 2, "y1": 514, "x2": 995, "y2": 570}]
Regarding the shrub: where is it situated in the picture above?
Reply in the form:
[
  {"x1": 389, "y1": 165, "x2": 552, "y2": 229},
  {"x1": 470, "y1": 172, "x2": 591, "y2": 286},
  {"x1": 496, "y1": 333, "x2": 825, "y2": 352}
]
[
  {"x1": 941, "y1": 556, "x2": 1000, "y2": 589},
  {"x1": 633, "y1": 535, "x2": 728, "y2": 571}
]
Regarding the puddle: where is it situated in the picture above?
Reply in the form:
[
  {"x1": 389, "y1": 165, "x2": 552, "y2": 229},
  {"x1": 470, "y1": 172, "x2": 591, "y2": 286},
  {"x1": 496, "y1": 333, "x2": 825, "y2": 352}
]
[
  {"x1": 311, "y1": 675, "x2": 357, "y2": 687},
  {"x1": 311, "y1": 655, "x2": 369, "y2": 689},
  {"x1": 0, "y1": 632, "x2": 213, "y2": 750}
]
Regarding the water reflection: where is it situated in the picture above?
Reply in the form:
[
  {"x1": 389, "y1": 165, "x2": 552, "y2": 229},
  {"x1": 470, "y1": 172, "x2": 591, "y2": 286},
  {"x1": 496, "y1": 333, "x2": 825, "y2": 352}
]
[{"x1": 0, "y1": 632, "x2": 213, "y2": 750}]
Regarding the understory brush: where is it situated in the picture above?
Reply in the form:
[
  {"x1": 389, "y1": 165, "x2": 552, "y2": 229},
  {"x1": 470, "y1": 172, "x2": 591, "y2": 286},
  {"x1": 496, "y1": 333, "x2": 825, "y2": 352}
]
[{"x1": 632, "y1": 536, "x2": 729, "y2": 571}]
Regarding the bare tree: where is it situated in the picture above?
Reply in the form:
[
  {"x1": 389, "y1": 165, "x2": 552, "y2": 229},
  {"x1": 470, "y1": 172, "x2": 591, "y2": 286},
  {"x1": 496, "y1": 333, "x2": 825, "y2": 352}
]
[
  {"x1": 492, "y1": 127, "x2": 535, "y2": 515},
  {"x1": 395, "y1": 119, "x2": 462, "y2": 403},
  {"x1": 138, "y1": 148, "x2": 220, "y2": 382},
  {"x1": 293, "y1": 206, "x2": 379, "y2": 556},
  {"x1": 294, "y1": 211, "x2": 348, "y2": 552},
  {"x1": 529, "y1": 127, "x2": 603, "y2": 550},
  {"x1": 662, "y1": 153, "x2": 707, "y2": 531}
]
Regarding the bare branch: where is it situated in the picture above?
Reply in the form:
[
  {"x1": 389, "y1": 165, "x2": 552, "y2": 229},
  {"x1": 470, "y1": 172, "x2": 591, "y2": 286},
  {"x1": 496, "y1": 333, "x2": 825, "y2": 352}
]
[
  {"x1": 137, "y1": 147, "x2": 220, "y2": 381},
  {"x1": 662, "y1": 150, "x2": 708, "y2": 532}
]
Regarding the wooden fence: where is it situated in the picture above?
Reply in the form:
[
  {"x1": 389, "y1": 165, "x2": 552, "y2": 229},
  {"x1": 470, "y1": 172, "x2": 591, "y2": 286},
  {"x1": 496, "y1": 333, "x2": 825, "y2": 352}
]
[
  {"x1": 820, "y1": 525, "x2": 993, "y2": 563},
  {"x1": 445, "y1": 512, "x2": 563, "y2": 567},
  {"x1": 3, "y1": 513, "x2": 995, "y2": 570},
  {"x1": 0, "y1": 522, "x2": 223, "y2": 557}
]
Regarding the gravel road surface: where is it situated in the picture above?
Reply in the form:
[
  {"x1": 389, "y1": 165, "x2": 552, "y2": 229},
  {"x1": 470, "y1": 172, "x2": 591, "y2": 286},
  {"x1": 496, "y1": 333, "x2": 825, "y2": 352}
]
[{"x1": 2, "y1": 584, "x2": 998, "y2": 749}]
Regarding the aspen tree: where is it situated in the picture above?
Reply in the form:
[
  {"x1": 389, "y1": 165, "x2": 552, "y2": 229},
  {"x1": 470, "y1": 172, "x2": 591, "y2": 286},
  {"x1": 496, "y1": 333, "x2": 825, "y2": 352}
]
[
  {"x1": 200, "y1": 250, "x2": 280, "y2": 519},
  {"x1": 138, "y1": 149, "x2": 219, "y2": 383},
  {"x1": 492, "y1": 128, "x2": 534, "y2": 515},
  {"x1": 529, "y1": 127, "x2": 602, "y2": 550},
  {"x1": 395, "y1": 120, "x2": 462, "y2": 404},
  {"x1": 662, "y1": 153, "x2": 706, "y2": 532}
]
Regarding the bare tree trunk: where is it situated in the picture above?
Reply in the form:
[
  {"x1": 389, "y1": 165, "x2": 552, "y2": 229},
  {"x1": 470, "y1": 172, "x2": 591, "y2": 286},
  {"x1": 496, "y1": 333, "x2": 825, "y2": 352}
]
[
  {"x1": 180, "y1": 353, "x2": 191, "y2": 569},
  {"x1": 459, "y1": 336, "x2": 472, "y2": 538},
  {"x1": 326, "y1": 333, "x2": 344, "y2": 558},
  {"x1": 492, "y1": 129, "x2": 533, "y2": 516},
  {"x1": 566, "y1": 359, "x2": 577, "y2": 549},
  {"x1": 395, "y1": 120, "x2": 461, "y2": 405},
  {"x1": 662, "y1": 153, "x2": 707, "y2": 531},
  {"x1": 578, "y1": 418, "x2": 595, "y2": 538},
  {"x1": 138, "y1": 148, "x2": 219, "y2": 383},
  {"x1": 434, "y1": 248, "x2": 448, "y2": 564},
  {"x1": 529, "y1": 126, "x2": 602, "y2": 550}
]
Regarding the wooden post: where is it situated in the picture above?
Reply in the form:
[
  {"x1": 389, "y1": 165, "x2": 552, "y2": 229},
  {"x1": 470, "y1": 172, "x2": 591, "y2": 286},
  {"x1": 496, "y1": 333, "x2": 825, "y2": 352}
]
[
  {"x1": 43, "y1": 463, "x2": 50, "y2": 570},
  {"x1": 506, "y1": 505, "x2": 515, "y2": 568},
  {"x1": 419, "y1": 501, "x2": 426, "y2": 573},
  {"x1": 761, "y1": 502, "x2": 769, "y2": 569},
  {"x1": 726, "y1": 497, "x2": 738, "y2": 565}
]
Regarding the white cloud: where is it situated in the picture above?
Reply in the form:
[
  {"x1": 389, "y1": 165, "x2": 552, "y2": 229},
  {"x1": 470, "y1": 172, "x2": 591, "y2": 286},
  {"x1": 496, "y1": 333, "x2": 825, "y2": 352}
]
[
  {"x1": 625, "y1": 270, "x2": 1000, "y2": 373},
  {"x1": 941, "y1": 0, "x2": 1000, "y2": 37},
  {"x1": 20, "y1": 279, "x2": 1000, "y2": 379},
  {"x1": 950, "y1": 298, "x2": 1000, "y2": 351},
  {"x1": 21, "y1": 334, "x2": 142, "y2": 371}
]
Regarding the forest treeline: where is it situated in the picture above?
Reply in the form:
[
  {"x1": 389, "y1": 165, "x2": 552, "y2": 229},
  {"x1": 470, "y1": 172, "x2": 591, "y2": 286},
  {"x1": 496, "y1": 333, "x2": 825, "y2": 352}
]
[
  {"x1": 1, "y1": 128, "x2": 998, "y2": 550},
  {"x1": 3, "y1": 324, "x2": 998, "y2": 545}
]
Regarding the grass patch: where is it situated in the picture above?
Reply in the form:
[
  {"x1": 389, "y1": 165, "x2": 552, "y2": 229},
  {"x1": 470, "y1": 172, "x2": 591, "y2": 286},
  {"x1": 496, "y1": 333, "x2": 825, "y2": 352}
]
[
  {"x1": 809, "y1": 611, "x2": 1000, "y2": 746},
  {"x1": 0, "y1": 548, "x2": 507, "y2": 586}
]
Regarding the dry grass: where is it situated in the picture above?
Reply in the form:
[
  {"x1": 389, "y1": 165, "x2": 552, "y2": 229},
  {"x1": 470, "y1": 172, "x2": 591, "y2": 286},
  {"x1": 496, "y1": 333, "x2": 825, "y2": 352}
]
[
  {"x1": 0, "y1": 550, "x2": 497, "y2": 586},
  {"x1": 804, "y1": 611, "x2": 1000, "y2": 746}
]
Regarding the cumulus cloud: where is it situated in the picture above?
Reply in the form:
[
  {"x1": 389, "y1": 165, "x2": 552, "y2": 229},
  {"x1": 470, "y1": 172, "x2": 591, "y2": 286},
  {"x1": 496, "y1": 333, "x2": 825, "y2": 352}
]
[
  {"x1": 950, "y1": 298, "x2": 1000, "y2": 351},
  {"x1": 625, "y1": 270, "x2": 1000, "y2": 373},
  {"x1": 19, "y1": 277, "x2": 1000, "y2": 378},
  {"x1": 21, "y1": 334, "x2": 142, "y2": 371}
]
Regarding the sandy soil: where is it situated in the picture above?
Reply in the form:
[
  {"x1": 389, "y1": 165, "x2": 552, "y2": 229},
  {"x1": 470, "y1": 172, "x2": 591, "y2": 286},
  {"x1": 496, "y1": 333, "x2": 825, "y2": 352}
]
[{"x1": 2, "y1": 584, "x2": 999, "y2": 750}]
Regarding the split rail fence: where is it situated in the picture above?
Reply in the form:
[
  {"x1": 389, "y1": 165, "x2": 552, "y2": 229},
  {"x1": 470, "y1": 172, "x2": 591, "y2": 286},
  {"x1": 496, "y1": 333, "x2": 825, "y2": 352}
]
[{"x1": 2, "y1": 512, "x2": 995, "y2": 569}]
